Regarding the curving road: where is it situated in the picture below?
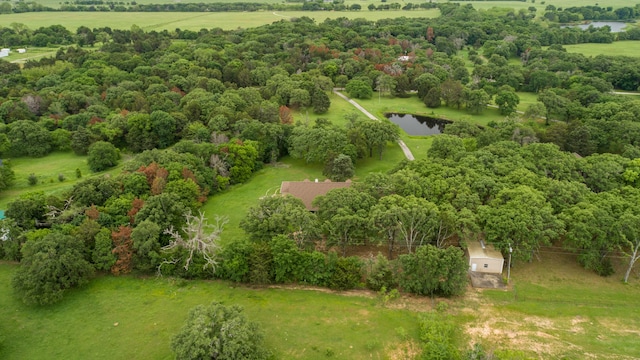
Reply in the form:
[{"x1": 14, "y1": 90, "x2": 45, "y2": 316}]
[{"x1": 333, "y1": 89, "x2": 415, "y2": 161}]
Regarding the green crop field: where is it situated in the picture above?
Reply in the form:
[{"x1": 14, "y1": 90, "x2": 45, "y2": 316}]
[{"x1": 0, "y1": 9, "x2": 439, "y2": 31}]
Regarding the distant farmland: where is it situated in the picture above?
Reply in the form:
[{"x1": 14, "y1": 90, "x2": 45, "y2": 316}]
[{"x1": 0, "y1": 10, "x2": 439, "y2": 31}]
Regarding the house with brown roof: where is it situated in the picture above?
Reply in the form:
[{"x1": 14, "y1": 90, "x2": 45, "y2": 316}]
[{"x1": 280, "y1": 179, "x2": 352, "y2": 211}]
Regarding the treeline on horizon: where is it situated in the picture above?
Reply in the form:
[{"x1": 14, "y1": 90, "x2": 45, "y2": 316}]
[
  {"x1": 0, "y1": 0, "x2": 638, "y2": 18},
  {"x1": 0, "y1": 0, "x2": 437, "y2": 13}
]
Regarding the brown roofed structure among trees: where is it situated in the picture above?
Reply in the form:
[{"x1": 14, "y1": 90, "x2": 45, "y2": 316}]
[{"x1": 280, "y1": 179, "x2": 352, "y2": 211}]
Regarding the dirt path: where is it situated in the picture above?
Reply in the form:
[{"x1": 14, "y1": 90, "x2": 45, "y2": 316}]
[
  {"x1": 10, "y1": 52, "x2": 56, "y2": 64},
  {"x1": 333, "y1": 89, "x2": 415, "y2": 161}
]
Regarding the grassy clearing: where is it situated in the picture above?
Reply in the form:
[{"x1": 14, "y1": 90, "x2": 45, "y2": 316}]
[
  {"x1": 467, "y1": 252, "x2": 640, "y2": 359},
  {"x1": 0, "y1": 10, "x2": 438, "y2": 31},
  {"x1": 346, "y1": 92, "x2": 508, "y2": 160},
  {"x1": 201, "y1": 149, "x2": 404, "y2": 244},
  {"x1": 2, "y1": 47, "x2": 60, "y2": 64},
  {"x1": 560, "y1": 40, "x2": 640, "y2": 57},
  {"x1": 0, "y1": 262, "x2": 422, "y2": 360},
  {"x1": 0, "y1": 151, "x2": 128, "y2": 209},
  {"x1": 516, "y1": 91, "x2": 539, "y2": 112}
]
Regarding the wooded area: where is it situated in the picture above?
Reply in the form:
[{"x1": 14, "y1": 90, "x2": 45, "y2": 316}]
[{"x1": 2, "y1": 2, "x2": 640, "y2": 358}]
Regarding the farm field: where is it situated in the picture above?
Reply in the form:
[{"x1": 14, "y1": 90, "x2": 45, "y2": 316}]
[
  {"x1": 17, "y1": 0, "x2": 636, "y2": 11},
  {"x1": 1, "y1": 47, "x2": 59, "y2": 64},
  {"x1": 0, "y1": 10, "x2": 439, "y2": 31}
]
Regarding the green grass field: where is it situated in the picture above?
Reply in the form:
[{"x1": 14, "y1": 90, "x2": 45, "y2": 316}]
[
  {"x1": 473, "y1": 252, "x2": 640, "y2": 358},
  {"x1": 561, "y1": 40, "x2": 640, "y2": 57},
  {"x1": 0, "y1": 262, "x2": 422, "y2": 360},
  {"x1": 2, "y1": 47, "x2": 59, "y2": 64},
  {"x1": 0, "y1": 152, "x2": 129, "y2": 209},
  {"x1": 201, "y1": 151, "x2": 405, "y2": 244},
  {"x1": 2, "y1": 251, "x2": 639, "y2": 359},
  {"x1": 0, "y1": 9, "x2": 439, "y2": 31},
  {"x1": 17, "y1": 0, "x2": 636, "y2": 12},
  {"x1": 346, "y1": 92, "x2": 509, "y2": 160}
]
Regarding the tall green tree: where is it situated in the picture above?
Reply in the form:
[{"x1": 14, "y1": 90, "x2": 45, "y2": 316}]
[
  {"x1": 87, "y1": 141, "x2": 120, "y2": 172},
  {"x1": 12, "y1": 232, "x2": 94, "y2": 305},
  {"x1": 7, "y1": 120, "x2": 52, "y2": 157},
  {"x1": 480, "y1": 185, "x2": 563, "y2": 263},
  {"x1": 171, "y1": 302, "x2": 270, "y2": 360},
  {"x1": 314, "y1": 187, "x2": 376, "y2": 255},
  {"x1": 240, "y1": 194, "x2": 317, "y2": 246},
  {"x1": 494, "y1": 86, "x2": 520, "y2": 115}
]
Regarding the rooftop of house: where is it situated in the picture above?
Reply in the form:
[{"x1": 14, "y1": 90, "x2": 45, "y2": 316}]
[
  {"x1": 280, "y1": 179, "x2": 352, "y2": 211},
  {"x1": 467, "y1": 240, "x2": 504, "y2": 260}
]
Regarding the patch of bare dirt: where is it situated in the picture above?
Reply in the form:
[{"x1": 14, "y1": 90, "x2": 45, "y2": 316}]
[
  {"x1": 598, "y1": 318, "x2": 640, "y2": 336},
  {"x1": 385, "y1": 340, "x2": 420, "y2": 360},
  {"x1": 461, "y1": 292, "x2": 640, "y2": 360}
]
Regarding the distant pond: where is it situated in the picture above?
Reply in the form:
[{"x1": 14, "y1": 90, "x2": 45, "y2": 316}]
[
  {"x1": 385, "y1": 113, "x2": 452, "y2": 136},
  {"x1": 561, "y1": 21, "x2": 627, "y2": 33}
]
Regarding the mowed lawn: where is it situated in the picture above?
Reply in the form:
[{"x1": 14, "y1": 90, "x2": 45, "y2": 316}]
[
  {"x1": 561, "y1": 40, "x2": 640, "y2": 57},
  {"x1": 0, "y1": 152, "x2": 128, "y2": 209},
  {"x1": 0, "y1": 10, "x2": 439, "y2": 32},
  {"x1": 343, "y1": 92, "x2": 509, "y2": 160},
  {"x1": 202, "y1": 150, "x2": 404, "y2": 244},
  {"x1": 0, "y1": 262, "x2": 422, "y2": 360}
]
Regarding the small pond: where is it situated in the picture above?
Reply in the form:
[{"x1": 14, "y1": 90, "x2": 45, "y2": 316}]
[
  {"x1": 561, "y1": 21, "x2": 627, "y2": 33},
  {"x1": 385, "y1": 113, "x2": 452, "y2": 136}
]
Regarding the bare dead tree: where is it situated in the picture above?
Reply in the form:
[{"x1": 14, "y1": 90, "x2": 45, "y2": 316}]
[
  {"x1": 21, "y1": 94, "x2": 43, "y2": 115},
  {"x1": 44, "y1": 196, "x2": 73, "y2": 221},
  {"x1": 209, "y1": 153, "x2": 230, "y2": 178},
  {"x1": 162, "y1": 211, "x2": 227, "y2": 272},
  {"x1": 210, "y1": 131, "x2": 229, "y2": 145}
]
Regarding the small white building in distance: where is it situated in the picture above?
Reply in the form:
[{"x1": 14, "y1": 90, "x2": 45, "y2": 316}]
[
  {"x1": 0, "y1": 49, "x2": 9, "y2": 58},
  {"x1": 467, "y1": 240, "x2": 504, "y2": 274},
  {"x1": 17, "y1": 49, "x2": 26, "y2": 54}
]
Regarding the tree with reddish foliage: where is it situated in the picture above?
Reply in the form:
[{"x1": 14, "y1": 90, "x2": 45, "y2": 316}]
[
  {"x1": 426, "y1": 26, "x2": 435, "y2": 43},
  {"x1": 279, "y1": 105, "x2": 293, "y2": 124},
  {"x1": 111, "y1": 225, "x2": 133, "y2": 275},
  {"x1": 137, "y1": 162, "x2": 169, "y2": 191},
  {"x1": 127, "y1": 198, "x2": 145, "y2": 224},
  {"x1": 151, "y1": 176, "x2": 167, "y2": 195},
  {"x1": 85, "y1": 205, "x2": 100, "y2": 220}
]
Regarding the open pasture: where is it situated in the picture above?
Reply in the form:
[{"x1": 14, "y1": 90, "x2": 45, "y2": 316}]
[
  {"x1": 0, "y1": 151, "x2": 127, "y2": 209},
  {"x1": 472, "y1": 252, "x2": 640, "y2": 359},
  {"x1": 561, "y1": 40, "x2": 640, "y2": 57},
  {"x1": 0, "y1": 263, "x2": 422, "y2": 360},
  {"x1": 19, "y1": 0, "x2": 637, "y2": 11},
  {"x1": 0, "y1": 9, "x2": 438, "y2": 31}
]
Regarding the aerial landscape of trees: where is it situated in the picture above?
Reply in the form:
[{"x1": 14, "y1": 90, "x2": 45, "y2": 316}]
[{"x1": 2, "y1": 1, "x2": 640, "y2": 358}]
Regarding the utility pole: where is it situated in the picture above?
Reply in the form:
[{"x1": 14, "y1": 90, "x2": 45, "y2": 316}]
[{"x1": 507, "y1": 243, "x2": 513, "y2": 284}]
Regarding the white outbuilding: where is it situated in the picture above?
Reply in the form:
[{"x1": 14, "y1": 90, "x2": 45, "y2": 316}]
[{"x1": 467, "y1": 240, "x2": 504, "y2": 274}]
